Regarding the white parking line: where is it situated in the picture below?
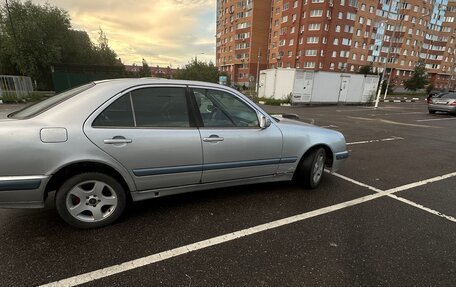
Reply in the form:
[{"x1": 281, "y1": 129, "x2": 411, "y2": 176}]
[
  {"x1": 416, "y1": 117, "x2": 456, "y2": 122},
  {"x1": 332, "y1": 171, "x2": 456, "y2": 223},
  {"x1": 40, "y1": 171, "x2": 456, "y2": 287},
  {"x1": 346, "y1": 136, "x2": 404, "y2": 146}
]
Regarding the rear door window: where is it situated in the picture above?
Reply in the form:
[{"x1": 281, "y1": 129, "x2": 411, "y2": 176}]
[
  {"x1": 93, "y1": 86, "x2": 190, "y2": 128},
  {"x1": 131, "y1": 87, "x2": 189, "y2": 128}
]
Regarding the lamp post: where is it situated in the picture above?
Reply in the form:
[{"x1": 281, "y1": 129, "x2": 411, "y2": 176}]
[
  {"x1": 374, "y1": 0, "x2": 398, "y2": 109},
  {"x1": 255, "y1": 48, "x2": 261, "y2": 96}
]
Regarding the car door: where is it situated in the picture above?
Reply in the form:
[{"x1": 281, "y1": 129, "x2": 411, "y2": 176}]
[
  {"x1": 190, "y1": 87, "x2": 283, "y2": 183},
  {"x1": 84, "y1": 85, "x2": 203, "y2": 191}
]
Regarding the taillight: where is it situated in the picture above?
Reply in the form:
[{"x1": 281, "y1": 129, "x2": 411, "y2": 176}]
[{"x1": 450, "y1": 101, "x2": 456, "y2": 106}]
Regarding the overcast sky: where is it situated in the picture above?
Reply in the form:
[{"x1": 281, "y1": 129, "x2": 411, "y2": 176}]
[{"x1": 34, "y1": 0, "x2": 216, "y2": 67}]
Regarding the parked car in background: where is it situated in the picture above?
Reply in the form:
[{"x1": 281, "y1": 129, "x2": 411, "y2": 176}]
[
  {"x1": 428, "y1": 92, "x2": 456, "y2": 114},
  {"x1": 0, "y1": 79, "x2": 348, "y2": 228}
]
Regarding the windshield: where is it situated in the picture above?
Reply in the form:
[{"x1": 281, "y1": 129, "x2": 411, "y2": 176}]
[{"x1": 8, "y1": 83, "x2": 95, "y2": 119}]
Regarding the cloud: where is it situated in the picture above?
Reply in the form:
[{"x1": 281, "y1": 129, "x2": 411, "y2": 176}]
[{"x1": 33, "y1": 0, "x2": 216, "y2": 66}]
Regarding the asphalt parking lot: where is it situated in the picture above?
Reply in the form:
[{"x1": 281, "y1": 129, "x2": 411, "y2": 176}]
[{"x1": 1, "y1": 101, "x2": 456, "y2": 286}]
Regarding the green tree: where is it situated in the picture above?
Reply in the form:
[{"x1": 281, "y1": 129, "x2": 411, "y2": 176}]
[
  {"x1": 0, "y1": 1, "x2": 120, "y2": 89},
  {"x1": 175, "y1": 59, "x2": 219, "y2": 83},
  {"x1": 403, "y1": 63, "x2": 428, "y2": 91},
  {"x1": 358, "y1": 64, "x2": 374, "y2": 75},
  {"x1": 94, "y1": 28, "x2": 119, "y2": 65},
  {"x1": 139, "y1": 58, "x2": 151, "y2": 77}
]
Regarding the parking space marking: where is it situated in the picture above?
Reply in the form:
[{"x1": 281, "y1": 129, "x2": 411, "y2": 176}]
[
  {"x1": 346, "y1": 136, "x2": 404, "y2": 146},
  {"x1": 40, "y1": 171, "x2": 456, "y2": 287},
  {"x1": 416, "y1": 117, "x2": 456, "y2": 122},
  {"x1": 40, "y1": 192, "x2": 387, "y2": 287},
  {"x1": 332, "y1": 171, "x2": 456, "y2": 223},
  {"x1": 348, "y1": 116, "x2": 437, "y2": 128},
  {"x1": 387, "y1": 194, "x2": 456, "y2": 223},
  {"x1": 367, "y1": 112, "x2": 423, "y2": 116}
]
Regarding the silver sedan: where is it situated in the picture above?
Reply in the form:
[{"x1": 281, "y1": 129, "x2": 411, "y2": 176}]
[
  {"x1": 0, "y1": 79, "x2": 348, "y2": 228},
  {"x1": 428, "y1": 92, "x2": 456, "y2": 115}
]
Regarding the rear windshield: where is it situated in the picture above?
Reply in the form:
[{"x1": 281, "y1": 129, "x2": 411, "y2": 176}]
[{"x1": 8, "y1": 83, "x2": 95, "y2": 119}]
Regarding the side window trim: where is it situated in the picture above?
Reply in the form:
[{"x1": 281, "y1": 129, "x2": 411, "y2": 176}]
[{"x1": 129, "y1": 92, "x2": 138, "y2": 127}]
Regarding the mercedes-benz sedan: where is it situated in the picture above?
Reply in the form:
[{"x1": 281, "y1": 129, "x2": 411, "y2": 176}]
[
  {"x1": 428, "y1": 92, "x2": 456, "y2": 115},
  {"x1": 0, "y1": 79, "x2": 348, "y2": 228}
]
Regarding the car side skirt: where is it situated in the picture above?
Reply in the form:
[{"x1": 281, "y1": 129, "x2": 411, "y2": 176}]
[{"x1": 131, "y1": 173, "x2": 294, "y2": 202}]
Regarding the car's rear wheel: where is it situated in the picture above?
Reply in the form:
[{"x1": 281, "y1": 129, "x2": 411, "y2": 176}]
[
  {"x1": 429, "y1": 110, "x2": 436, "y2": 114},
  {"x1": 55, "y1": 173, "x2": 126, "y2": 229},
  {"x1": 296, "y1": 147, "x2": 326, "y2": 189}
]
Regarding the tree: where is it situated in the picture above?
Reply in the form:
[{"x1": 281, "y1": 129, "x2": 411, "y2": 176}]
[
  {"x1": 94, "y1": 28, "x2": 119, "y2": 66},
  {"x1": 358, "y1": 64, "x2": 374, "y2": 75},
  {"x1": 0, "y1": 1, "x2": 120, "y2": 89},
  {"x1": 403, "y1": 63, "x2": 428, "y2": 91},
  {"x1": 174, "y1": 59, "x2": 219, "y2": 83},
  {"x1": 139, "y1": 58, "x2": 151, "y2": 77}
]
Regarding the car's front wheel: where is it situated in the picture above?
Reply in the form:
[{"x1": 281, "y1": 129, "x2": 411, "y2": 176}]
[
  {"x1": 295, "y1": 147, "x2": 327, "y2": 189},
  {"x1": 55, "y1": 173, "x2": 126, "y2": 229}
]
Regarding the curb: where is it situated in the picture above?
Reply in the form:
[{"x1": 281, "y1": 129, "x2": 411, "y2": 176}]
[{"x1": 380, "y1": 98, "x2": 421, "y2": 103}]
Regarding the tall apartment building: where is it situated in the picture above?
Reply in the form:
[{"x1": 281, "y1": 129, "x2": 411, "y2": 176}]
[
  {"x1": 216, "y1": 0, "x2": 456, "y2": 89},
  {"x1": 216, "y1": 0, "x2": 270, "y2": 87}
]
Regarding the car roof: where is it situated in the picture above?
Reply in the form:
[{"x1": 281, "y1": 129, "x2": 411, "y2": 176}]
[{"x1": 93, "y1": 78, "x2": 226, "y2": 90}]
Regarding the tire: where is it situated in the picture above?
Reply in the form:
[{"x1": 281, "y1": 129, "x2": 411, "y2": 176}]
[
  {"x1": 295, "y1": 147, "x2": 327, "y2": 189},
  {"x1": 429, "y1": 110, "x2": 436, "y2": 114},
  {"x1": 55, "y1": 173, "x2": 127, "y2": 229}
]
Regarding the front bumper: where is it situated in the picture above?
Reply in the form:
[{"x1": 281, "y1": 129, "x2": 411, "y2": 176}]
[
  {"x1": 331, "y1": 151, "x2": 349, "y2": 172},
  {"x1": 0, "y1": 175, "x2": 49, "y2": 208}
]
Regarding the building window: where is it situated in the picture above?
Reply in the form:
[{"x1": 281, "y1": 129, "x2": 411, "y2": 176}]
[
  {"x1": 308, "y1": 23, "x2": 321, "y2": 30},
  {"x1": 304, "y1": 62, "x2": 316, "y2": 68},
  {"x1": 347, "y1": 12, "x2": 356, "y2": 21},
  {"x1": 305, "y1": 49, "x2": 318, "y2": 56},
  {"x1": 310, "y1": 9, "x2": 323, "y2": 17},
  {"x1": 282, "y1": 15, "x2": 288, "y2": 23},
  {"x1": 307, "y1": 36, "x2": 319, "y2": 43},
  {"x1": 335, "y1": 25, "x2": 341, "y2": 32}
]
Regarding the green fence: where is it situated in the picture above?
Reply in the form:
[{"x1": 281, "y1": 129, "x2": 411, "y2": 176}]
[{"x1": 51, "y1": 64, "x2": 125, "y2": 93}]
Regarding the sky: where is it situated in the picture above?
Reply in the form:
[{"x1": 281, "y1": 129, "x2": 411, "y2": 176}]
[{"x1": 33, "y1": 0, "x2": 217, "y2": 68}]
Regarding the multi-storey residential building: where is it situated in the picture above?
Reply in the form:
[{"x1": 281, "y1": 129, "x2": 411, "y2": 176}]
[
  {"x1": 216, "y1": 0, "x2": 270, "y2": 87},
  {"x1": 216, "y1": 0, "x2": 456, "y2": 89}
]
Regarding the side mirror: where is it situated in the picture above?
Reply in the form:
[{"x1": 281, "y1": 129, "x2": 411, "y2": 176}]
[{"x1": 259, "y1": 116, "x2": 271, "y2": 129}]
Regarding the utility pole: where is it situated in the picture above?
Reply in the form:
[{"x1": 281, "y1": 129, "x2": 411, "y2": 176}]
[
  {"x1": 374, "y1": 0, "x2": 398, "y2": 109},
  {"x1": 255, "y1": 48, "x2": 261, "y2": 96},
  {"x1": 383, "y1": 4, "x2": 407, "y2": 100}
]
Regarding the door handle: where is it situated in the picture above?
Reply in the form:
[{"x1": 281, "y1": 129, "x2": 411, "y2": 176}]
[
  {"x1": 203, "y1": 136, "x2": 224, "y2": 142},
  {"x1": 104, "y1": 138, "x2": 132, "y2": 144}
]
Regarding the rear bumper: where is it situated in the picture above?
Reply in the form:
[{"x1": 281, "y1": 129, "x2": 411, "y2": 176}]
[
  {"x1": 330, "y1": 151, "x2": 349, "y2": 172},
  {"x1": 428, "y1": 104, "x2": 456, "y2": 113},
  {"x1": 0, "y1": 175, "x2": 49, "y2": 208}
]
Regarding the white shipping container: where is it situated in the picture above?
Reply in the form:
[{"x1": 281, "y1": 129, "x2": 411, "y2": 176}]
[{"x1": 258, "y1": 68, "x2": 379, "y2": 104}]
